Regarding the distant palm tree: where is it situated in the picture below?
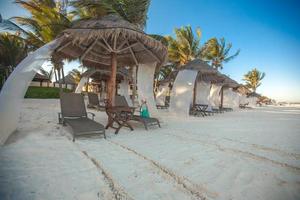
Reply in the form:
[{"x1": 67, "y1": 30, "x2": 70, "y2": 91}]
[
  {"x1": 243, "y1": 68, "x2": 265, "y2": 92},
  {"x1": 0, "y1": 32, "x2": 28, "y2": 88},
  {"x1": 201, "y1": 37, "x2": 240, "y2": 70},
  {"x1": 166, "y1": 26, "x2": 202, "y2": 67},
  {"x1": 68, "y1": 69, "x2": 83, "y2": 84}
]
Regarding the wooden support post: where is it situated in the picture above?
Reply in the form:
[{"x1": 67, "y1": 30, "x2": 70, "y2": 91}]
[
  {"x1": 220, "y1": 86, "x2": 224, "y2": 108},
  {"x1": 108, "y1": 52, "x2": 117, "y2": 106}
]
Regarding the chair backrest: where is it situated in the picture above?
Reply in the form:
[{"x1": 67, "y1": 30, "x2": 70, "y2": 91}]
[
  {"x1": 60, "y1": 92, "x2": 87, "y2": 118},
  {"x1": 114, "y1": 95, "x2": 129, "y2": 107},
  {"x1": 88, "y1": 92, "x2": 99, "y2": 106}
]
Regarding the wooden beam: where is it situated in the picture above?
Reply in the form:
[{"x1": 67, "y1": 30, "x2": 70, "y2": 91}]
[
  {"x1": 107, "y1": 52, "x2": 117, "y2": 106},
  {"x1": 80, "y1": 37, "x2": 99, "y2": 61},
  {"x1": 118, "y1": 42, "x2": 139, "y2": 53},
  {"x1": 56, "y1": 41, "x2": 72, "y2": 52},
  {"x1": 113, "y1": 34, "x2": 117, "y2": 51},
  {"x1": 84, "y1": 57, "x2": 111, "y2": 66},
  {"x1": 126, "y1": 41, "x2": 139, "y2": 66},
  {"x1": 137, "y1": 40, "x2": 161, "y2": 63},
  {"x1": 101, "y1": 36, "x2": 114, "y2": 52},
  {"x1": 116, "y1": 40, "x2": 127, "y2": 51},
  {"x1": 89, "y1": 51, "x2": 111, "y2": 59},
  {"x1": 96, "y1": 41, "x2": 111, "y2": 52}
]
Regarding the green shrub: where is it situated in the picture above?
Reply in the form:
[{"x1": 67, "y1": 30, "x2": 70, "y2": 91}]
[{"x1": 25, "y1": 86, "x2": 72, "y2": 99}]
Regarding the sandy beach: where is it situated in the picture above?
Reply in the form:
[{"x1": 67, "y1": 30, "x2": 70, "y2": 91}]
[{"x1": 0, "y1": 99, "x2": 299, "y2": 200}]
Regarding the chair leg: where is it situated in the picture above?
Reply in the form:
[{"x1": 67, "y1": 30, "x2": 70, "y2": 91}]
[{"x1": 157, "y1": 120, "x2": 161, "y2": 128}]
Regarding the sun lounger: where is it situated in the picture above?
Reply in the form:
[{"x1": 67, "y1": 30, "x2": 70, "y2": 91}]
[
  {"x1": 87, "y1": 92, "x2": 106, "y2": 111},
  {"x1": 59, "y1": 92, "x2": 106, "y2": 141},
  {"x1": 114, "y1": 95, "x2": 161, "y2": 130},
  {"x1": 239, "y1": 102, "x2": 249, "y2": 109},
  {"x1": 190, "y1": 104, "x2": 217, "y2": 117},
  {"x1": 156, "y1": 96, "x2": 169, "y2": 109}
]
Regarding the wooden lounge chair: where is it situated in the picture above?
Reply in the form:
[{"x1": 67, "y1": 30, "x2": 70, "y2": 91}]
[
  {"x1": 156, "y1": 96, "x2": 169, "y2": 109},
  {"x1": 190, "y1": 104, "x2": 217, "y2": 117},
  {"x1": 59, "y1": 92, "x2": 106, "y2": 141},
  {"x1": 239, "y1": 102, "x2": 249, "y2": 109},
  {"x1": 113, "y1": 95, "x2": 161, "y2": 130},
  {"x1": 87, "y1": 92, "x2": 106, "y2": 111}
]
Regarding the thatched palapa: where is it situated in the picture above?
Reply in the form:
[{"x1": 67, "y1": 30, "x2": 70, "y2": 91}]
[{"x1": 53, "y1": 15, "x2": 168, "y2": 105}]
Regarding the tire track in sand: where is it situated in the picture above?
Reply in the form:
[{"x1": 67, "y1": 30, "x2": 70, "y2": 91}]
[
  {"x1": 108, "y1": 139, "x2": 218, "y2": 200},
  {"x1": 81, "y1": 150, "x2": 134, "y2": 200},
  {"x1": 221, "y1": 137, "x2": 300, "y2": 160},
  {"x1": 166, "y1": 132, "x2": 300, "y2": 173}
]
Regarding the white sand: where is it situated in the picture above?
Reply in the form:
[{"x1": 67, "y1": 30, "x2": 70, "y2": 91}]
[{"x1": 0, "y1": 99, "x2": 300, "y2": 200}]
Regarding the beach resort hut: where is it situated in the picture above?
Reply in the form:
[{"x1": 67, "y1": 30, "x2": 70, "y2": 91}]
[
  {"x1": 31, "y1": 73, "x2": 50, "y2": 87},
  {"x1": 53, "y1": 14, "x2": 167, "y2": 107},
  {"x1": 247, "y1": 92, "x2": 260, "y2": 107},
  {"x1": 0, "y1": 14, "x2": 167, "y2": 145},
  {"x1": 169, "y1": 59, "x2": 218, "y2": 116},
  {"x1": 75, "y1": 67, "x2": 132, "y2": 103},
  {"x1": 220, "y1": 75, "x2": 240, "y2": 109}
]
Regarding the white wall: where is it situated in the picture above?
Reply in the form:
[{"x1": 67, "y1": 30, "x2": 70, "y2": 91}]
[
  {"x1": 209, "y1": 84, "x2": 222, "y2": 107},
  {"x1": 118, "y1": 78, "x2": 132, "y2": 106},
  {"x1": 137, "y1": 62, "x2": 157, "y2": 115},
  {"x1": 156, "y1": 85, "x2": 169, "y2": 105},
  {"x1": 195, "y1": 81, "x2": 211, "y2": 105},
  {"x1": 0, "y1": 39, "x2": 60, "y2": 145},
  {"x1": 169, "y1": 70, "x2": 197, "y2": 117}
]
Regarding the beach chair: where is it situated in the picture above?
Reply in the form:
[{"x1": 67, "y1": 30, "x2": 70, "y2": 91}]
[
  {"x1": 239, "y1": 102, "x2": 249, "y2": 109},
  {"x1": 115, "y1": 95, "x2": 161, "y2": 130},
  {"x1": 191, "y1": 104, "x2": 217, "y2": 117},
  {"x1": 87, "y1": 92, "x2": 106, "y2": 111},
  {"x1": 59, "y1": 92, "x2": 106, "y2": 141},
  {"x1": 156, "y1": 96, "x2": 169, "y2": 109}
]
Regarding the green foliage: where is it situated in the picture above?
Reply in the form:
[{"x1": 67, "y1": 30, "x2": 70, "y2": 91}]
[
  {"x1": 68, "y1": 69, "x2": 83, "y2": 84},
  {"x1": 166, "y1": 26, "x2": 202, "y2": 67},
  {"x1": 70, "y1": 0, "x2": 150, "y2": 28},
  {"x1": 24, "y1": 86, "x2": 72, "y2": 99},
  {"x1": 0, "y1": 32, "x2": 28, "y2": 68},
  {"x1": 201, "y1": 37, "x2": 240, "y2": 70},
  {"x1": 243, "y1": 68, "x2": 265, "y2": 92}
]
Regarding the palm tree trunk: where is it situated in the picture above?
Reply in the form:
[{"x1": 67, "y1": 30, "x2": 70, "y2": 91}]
[
  {"x1": 54, "y1": 68, "x2": 58, "y2": 82},
  {"x1": 220, "y1": 87, "x2": 224, "y2": 108},
  {"x1": 61, "y1": 66, "x2": 66, "y2": 87},
  {"x1": 57, "y1": 68, "x2": 62, "y2": 92}
]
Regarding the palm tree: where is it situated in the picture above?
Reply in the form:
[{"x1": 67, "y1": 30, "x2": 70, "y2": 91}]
[
  {"x1": 0, "y1": 32, "x2": 28, "y2": 88},
  {"x1": 201, "y1": 37, "x2": 240, "y2": 70},
  {"x1": 68, "y1": 69, "x2": 83, "y2": 84},
  {"x1": 166, "y1": 26, "x2": 202, "y2": 67},
  {"x1": 70, "y1": 0, "x2": 150, "y2": 29},
  {"x1": 243, "y1": 68, "x2": 265, "y2": 92}
]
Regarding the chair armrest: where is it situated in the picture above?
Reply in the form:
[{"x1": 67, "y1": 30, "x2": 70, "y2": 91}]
[
  {"x1": 87, "y1": 112, "x2": 95, "y2": 120},
  {"x1": 58, "y1": 112, "x2": 62, "y2": 124}
]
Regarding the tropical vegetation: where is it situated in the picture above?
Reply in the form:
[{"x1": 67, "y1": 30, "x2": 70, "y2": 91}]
[
  {"x1": 243, "y1": 68, "x2": 265, "y2": 92},
  {"x1": 201, "y1": 37, "x2": 240, "y2": 70},
  {"x1": 24, "y1": 86, "x2": 71, "y2": 99}
]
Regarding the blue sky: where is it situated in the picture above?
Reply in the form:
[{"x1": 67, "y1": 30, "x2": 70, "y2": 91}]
[{"x1": 1, "y1": 0, "x2": 300, "y2": 102}]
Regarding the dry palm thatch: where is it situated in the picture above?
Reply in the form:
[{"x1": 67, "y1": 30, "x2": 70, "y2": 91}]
[{"x1": 53, "y1": 14, "x2": 167, "y2": 105}]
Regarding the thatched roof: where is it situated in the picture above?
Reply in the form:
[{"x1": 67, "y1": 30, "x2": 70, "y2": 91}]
[
  {"x1": 247, "y1": 92, "x2": 261, "y2": 98},
  {"x1": 220, "y1": 74, "x2": 240, "y2": 88},
  {"x1": 82, "y1": 67, "x2": 131, "y2": 82},
  {"x1": 56, "y1": 74, "x2": 77, "y2": 84},
  {"x1": 33, "y1": 73, "x2": 50, "y2": 82},
  {"x1": 183, "y1": 59, "x2": 217, "y2": 74},
  {"x1": 236, "y1": 85, "x2": 251, "y2": 95},
  {"x1": 53, "y1": 15, "x2": 167, "y2": 68}
]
